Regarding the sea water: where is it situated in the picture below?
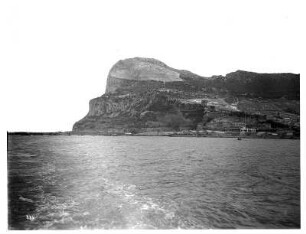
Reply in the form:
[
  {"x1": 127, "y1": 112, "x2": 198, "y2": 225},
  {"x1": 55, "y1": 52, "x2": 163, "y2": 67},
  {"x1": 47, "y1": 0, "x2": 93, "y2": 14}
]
[{"x1": 7, "y1": 135, "x2": 300, "y2": 229}]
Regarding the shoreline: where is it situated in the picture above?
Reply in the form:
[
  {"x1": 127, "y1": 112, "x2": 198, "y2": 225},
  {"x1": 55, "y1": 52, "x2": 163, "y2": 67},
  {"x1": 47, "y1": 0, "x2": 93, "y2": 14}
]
[{"x1": 7, "y1": 131, "x2": 299, "y2": 140}]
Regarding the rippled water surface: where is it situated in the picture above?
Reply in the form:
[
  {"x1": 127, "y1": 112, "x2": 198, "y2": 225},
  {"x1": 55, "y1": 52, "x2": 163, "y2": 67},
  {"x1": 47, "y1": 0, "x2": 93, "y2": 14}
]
[{"x1": 8, "y1": 135, "x2": 300, "y2": 229}]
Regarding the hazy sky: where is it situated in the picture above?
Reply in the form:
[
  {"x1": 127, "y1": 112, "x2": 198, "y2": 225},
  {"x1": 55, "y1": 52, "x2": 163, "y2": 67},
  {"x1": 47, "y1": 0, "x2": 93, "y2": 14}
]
[{"x1": 1, "y1": 0, "x2": 303, "y2": 131}]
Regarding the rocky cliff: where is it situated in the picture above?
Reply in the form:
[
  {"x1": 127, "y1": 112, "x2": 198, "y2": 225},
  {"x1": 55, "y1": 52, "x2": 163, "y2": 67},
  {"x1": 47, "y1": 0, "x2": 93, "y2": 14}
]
[
  {"x1": 73, "y1": 57, "x2": 300, "y2": 135},
  {"x1": 105, "y1": 57, "x2": 182, "y2": 93}
]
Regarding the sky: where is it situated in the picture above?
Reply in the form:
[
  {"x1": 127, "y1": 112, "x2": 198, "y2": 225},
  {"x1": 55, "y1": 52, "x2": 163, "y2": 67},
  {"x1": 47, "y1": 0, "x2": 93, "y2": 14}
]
[{"x1": 1, "y1": 0, "x2": 304, "y2": 132}]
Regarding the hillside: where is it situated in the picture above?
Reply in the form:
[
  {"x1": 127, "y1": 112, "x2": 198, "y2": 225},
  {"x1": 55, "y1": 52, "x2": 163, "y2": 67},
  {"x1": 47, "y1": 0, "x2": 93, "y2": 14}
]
[{"x1": 73, "y1": 57, "x2": 300, "y2": 138}]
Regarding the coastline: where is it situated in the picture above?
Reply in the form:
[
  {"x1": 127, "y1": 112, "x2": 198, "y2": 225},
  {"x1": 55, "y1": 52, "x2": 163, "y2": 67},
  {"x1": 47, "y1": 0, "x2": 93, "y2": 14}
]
[{"x1": 7, "y1": 131, "x2": 300, "y2": 140}]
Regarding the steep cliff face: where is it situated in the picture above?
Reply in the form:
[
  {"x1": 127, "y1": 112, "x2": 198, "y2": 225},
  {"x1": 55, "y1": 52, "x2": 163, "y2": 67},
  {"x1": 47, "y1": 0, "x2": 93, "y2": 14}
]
[
  {"x1": 105, "y1": 57, "x2": 182, "y2": 93},
  {"x1": 73, "y1": 91, "x2": 204, "y2": 133},
  {"x1": 73, "y1": 57, "x2": 300, "y2": 134}
]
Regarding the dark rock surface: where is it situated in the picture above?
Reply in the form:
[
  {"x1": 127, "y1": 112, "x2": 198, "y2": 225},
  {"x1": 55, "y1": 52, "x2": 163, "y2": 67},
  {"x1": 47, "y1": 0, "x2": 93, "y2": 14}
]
[{"x1": 73, "y1": 57, "x2": 300, "y2": 136}]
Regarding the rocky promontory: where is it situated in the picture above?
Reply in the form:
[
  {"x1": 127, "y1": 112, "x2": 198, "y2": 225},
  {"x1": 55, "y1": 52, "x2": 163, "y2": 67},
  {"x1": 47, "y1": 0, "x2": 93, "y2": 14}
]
[{"x1": 73, "y1": 57, "x2": 300, "y2": 137}]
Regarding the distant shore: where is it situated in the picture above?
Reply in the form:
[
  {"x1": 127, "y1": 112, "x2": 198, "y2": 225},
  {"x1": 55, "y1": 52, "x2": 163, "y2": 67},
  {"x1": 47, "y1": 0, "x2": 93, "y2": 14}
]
[
  {"x1": 7, "y1": 131, "x2": 71, "y2": 136},
  {"x1": 7, "y1": 131, "x2": 299, "y2": 139}
]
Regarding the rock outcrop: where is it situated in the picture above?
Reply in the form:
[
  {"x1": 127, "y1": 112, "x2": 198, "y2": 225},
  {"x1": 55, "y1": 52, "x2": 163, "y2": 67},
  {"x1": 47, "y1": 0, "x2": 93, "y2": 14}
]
[
  {"x1": 73, "y1": 57, "x2": 300, "y2": 135},
  {"x1": 106, "y1": 57, "x2": 182, "y2": 93}
]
